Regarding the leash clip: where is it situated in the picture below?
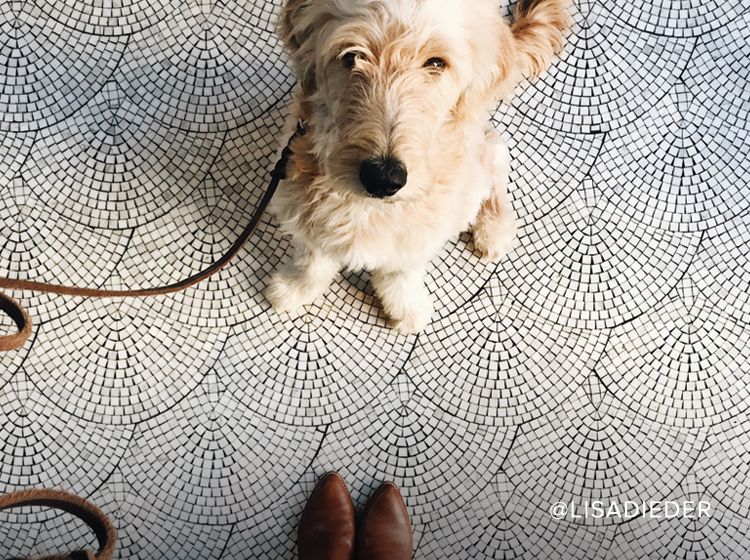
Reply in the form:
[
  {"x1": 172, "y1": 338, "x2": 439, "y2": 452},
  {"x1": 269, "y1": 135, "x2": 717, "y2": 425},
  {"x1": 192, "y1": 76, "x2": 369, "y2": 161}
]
[
  {"x1": 272, "y1": 120, "x2": 308, "y2": 181},
  {"x1": 296, "y1": 119, "x2": 308, "y2": 136}
]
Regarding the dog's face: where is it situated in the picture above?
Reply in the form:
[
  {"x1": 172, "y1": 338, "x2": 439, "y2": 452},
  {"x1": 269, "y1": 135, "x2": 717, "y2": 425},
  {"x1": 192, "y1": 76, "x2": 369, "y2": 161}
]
[
  {"x1": 311, "y1": 6, "x2": 468, "y2": 200},
  {"x1": 279, "y1": 0, "x2": 568, "y2": 200}
]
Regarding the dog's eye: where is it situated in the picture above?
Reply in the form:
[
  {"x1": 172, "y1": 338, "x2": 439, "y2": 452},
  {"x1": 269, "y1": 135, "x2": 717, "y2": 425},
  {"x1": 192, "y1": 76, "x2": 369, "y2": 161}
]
[
  {"x1": 341, "y1": 51, "x2": 364, "y2": 69},
  {"x1": 424, "y1": 57, "x2": 447, "y2": 71}
]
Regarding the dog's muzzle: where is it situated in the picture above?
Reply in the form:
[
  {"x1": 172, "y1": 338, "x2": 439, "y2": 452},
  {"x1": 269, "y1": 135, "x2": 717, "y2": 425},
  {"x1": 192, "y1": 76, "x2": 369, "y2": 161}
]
[{"x1": 359, "y1": 157, "x2": 408, "y2": 198}]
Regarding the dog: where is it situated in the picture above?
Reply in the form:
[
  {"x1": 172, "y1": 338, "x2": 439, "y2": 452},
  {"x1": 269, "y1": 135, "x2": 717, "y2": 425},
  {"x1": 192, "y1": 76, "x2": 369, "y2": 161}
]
[{"x1": 267, "y1": 0, "x2": 571, "y2": 333}]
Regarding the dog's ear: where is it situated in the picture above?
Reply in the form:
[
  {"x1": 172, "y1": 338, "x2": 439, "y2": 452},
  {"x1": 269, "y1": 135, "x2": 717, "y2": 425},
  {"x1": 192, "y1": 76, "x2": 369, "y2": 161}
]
[
  {"x1": 452, "y1": 4, "x2": 520, "y2": 116},
  {"x1": 510, "y1": 0, "x2": 572, "y2": 82},
  {"x1": 278, "y1": 0, "x2": 330, "y2": 95},
  {"x1": 278, "y1": 0, "x2": 311, "y2": 55},
  {"x1": 482, "y1": 0, "x2": 571, "y2": 104},
  {"x1": 455, "y1": 0, "x2": 570, "y2": 113}
]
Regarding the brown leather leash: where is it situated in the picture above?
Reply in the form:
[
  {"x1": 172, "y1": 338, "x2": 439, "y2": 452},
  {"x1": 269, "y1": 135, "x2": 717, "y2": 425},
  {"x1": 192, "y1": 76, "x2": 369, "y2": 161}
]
[
  {"x1": 0, "y1": 488, "x2": 116, "y2": 560},
  {"x1": 0, "y1": 122, "x2": 305, "y2": 353}
]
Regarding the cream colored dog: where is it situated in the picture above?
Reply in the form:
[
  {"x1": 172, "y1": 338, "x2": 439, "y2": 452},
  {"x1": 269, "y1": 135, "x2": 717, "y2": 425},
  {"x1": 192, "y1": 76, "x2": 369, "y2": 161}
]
[{"x1": 267, "y1": 0, "x2": 571, "y2": 332}]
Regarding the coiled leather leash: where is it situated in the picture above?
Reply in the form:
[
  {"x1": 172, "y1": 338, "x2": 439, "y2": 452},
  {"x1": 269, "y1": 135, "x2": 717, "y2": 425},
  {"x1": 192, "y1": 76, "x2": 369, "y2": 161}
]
[
  {"x1": 0, "y1": 489, "x2": 116, "y2": 560},
  {"x1": 0, "y1": 122, "x2": 306, "y2": 353}
]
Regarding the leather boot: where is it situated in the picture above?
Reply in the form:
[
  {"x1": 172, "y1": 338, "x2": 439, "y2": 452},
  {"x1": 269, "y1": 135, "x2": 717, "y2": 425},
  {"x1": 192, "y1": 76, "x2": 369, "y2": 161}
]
[
  {"x1": 356, "y1": 482, "x2": 413, "y2": 560},
  {"x1": 298, "y1": 472, "x2": 356, "y2": 560}
]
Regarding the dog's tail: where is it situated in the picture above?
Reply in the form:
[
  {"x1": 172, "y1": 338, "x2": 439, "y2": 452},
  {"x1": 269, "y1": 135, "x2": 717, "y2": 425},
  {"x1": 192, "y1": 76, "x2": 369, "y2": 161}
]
[{"x1": 511, "y1": 0, "x2": 572, "y2": 80}]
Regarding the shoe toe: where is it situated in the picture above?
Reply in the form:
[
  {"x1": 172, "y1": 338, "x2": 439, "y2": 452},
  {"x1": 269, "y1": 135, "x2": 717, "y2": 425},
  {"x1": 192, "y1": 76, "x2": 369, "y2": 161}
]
[
  {"x1": 298, "y1": 472, "x2": 356, "y2": 560},
  {"x1": 357, "y1": 482, "x2": 413, "y2": 560}
]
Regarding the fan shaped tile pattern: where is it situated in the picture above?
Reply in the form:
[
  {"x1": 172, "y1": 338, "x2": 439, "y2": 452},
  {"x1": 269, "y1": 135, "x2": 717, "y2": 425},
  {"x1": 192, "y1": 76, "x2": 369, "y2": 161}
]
[{"x1": 1, "y1": 1, "x2": 749, "y2": 559}]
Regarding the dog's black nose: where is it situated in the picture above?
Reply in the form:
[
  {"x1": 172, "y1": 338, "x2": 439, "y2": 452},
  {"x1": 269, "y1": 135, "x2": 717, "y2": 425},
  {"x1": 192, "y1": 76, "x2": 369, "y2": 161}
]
[{"x1": 359, "y1": 157, "x2": 408, "y2": 198}]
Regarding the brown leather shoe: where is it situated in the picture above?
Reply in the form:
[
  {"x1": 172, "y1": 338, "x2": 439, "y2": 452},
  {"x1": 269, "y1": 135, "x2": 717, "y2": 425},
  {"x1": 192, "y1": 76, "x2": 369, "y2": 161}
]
[
  {"x1": 298, "y1": 472, "x2": 356, "y2": 560},
  {"x1": 356, "y1": 482, "x2": 413, "y2": 560}
]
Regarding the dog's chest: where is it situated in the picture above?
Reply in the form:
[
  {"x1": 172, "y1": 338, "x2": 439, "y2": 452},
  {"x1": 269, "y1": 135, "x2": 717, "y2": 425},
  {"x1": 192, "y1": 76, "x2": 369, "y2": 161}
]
[{"x1": 312, "y1": 191, "x2": 480, "y2": 271}]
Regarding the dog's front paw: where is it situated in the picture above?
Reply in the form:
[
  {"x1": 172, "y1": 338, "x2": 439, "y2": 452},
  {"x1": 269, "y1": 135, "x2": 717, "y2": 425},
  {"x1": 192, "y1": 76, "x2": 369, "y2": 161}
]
[
  {"x1": 266, "y1": 270, "x2": 321, "y2": 313},
  {"x1": 388, "y1": 290, "x2": 434, "y2": 334},
  {"x1": 473, "y1": 208, "x2": 518, "y2": 263}
]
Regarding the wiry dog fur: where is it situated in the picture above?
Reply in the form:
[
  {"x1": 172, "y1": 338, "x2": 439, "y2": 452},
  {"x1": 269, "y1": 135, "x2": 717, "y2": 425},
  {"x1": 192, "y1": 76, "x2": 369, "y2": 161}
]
[{"x1": 268, "y1": 0, "x2": 571, "y2": 332}]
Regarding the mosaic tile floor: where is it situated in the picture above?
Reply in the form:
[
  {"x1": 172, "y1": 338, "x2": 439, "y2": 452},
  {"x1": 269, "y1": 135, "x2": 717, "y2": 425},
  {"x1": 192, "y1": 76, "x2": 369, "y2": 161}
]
[{"x1": 1, "y1": 0, "x2": 749, "y2": 558}]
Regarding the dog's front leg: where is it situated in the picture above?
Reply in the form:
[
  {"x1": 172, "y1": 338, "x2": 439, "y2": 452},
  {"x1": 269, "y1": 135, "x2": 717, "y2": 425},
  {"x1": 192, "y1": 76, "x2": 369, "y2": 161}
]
[
  {"x1": 472, "y1": 131, "x2": 517, "y2": 262},
  {"x1": 266, "y1": 245, "x2": 340, "y2": 313},
  {"x1": 372, "y1": 267, "x2": 433, "y2": 334}
]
